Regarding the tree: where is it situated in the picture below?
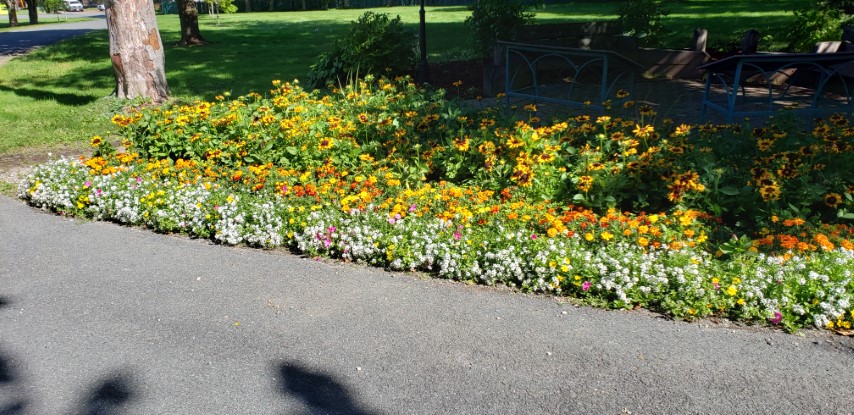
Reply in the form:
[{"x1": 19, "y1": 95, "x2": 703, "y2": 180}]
[
  {"x1": 26, "y1": 0, "x2": 37, "y2": 24},
  {"x1": 105, "y1": 0, "x2": 171, "y2": 102},
  {"x1": 177, "y1": 0, "x2": 207, "y2": 45},
  {"x1": 5, "y1": 0, "x2": 19, "y2": 27}
]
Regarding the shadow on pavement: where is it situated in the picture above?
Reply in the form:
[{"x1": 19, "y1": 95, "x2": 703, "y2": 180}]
[
  {"x1": 76, "y1": 371, "x2": 136, "y2": 415},
  {"x1": 276, "y1": 361, "x2": 375, "y2": 415},
  {"x1": 0, "y1": 347, "x2": 27, "y2": 415}
]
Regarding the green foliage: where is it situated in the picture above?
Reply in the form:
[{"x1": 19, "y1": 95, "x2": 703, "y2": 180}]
[
  {"x1": 41, "y1": 0, "x2": 65, "y2": 13},
  {"x1": 307, "y1": 12, "x2": 416, "y2": 89},
  {"x1": 464, "y1": 0, "x2": 535, "y2": 58},
  {"x1": 785, "y1": 0, "x2": 852, "y2": 52},
  {"x1": 616, "y1": 0, "x2": 671, "y2": 47},
  {"x1": 207, "y1": 0, "x2": 237, "y2": 13}
]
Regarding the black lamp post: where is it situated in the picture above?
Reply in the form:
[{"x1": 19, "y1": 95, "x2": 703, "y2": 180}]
[{"x1": 417, "y1": 0, "x2": 429, "y2": 83}]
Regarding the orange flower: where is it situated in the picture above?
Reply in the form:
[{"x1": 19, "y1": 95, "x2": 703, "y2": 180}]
[{"x1": 782, "y1": 218, "x2": 805, "y2": 227}]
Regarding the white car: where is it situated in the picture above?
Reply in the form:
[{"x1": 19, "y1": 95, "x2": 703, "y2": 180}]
[
  {"x1": 97, "y1": 3, "x2": 105, "y2": 10},
  {"x1": 64, "y1": 0, "x2": 84, "y2": 11}
]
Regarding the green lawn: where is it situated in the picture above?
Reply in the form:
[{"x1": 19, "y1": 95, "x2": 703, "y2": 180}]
[
  {"x1": 0, "y1": 1, "x2": 803, "y2": 154},
  {"x1": 1, "y1": 17, "x2": 93, "y2": 31}
]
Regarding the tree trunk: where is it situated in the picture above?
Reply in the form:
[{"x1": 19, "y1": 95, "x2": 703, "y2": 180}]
[
  {"x1": 5, "y1": 0, "x2": 18, "y2": 27},
  {"x1": 25, "y1": 0, "x2": 37, "y2": 24},
  {"x1": 178, "y1": 0, "x2": 206, "y2": 46},
  {"x1": 105, "y1": 0, "x2": 171, "y2": 103},
  {"x1": 244, "y1": 0, "x2": 251, "y2": 11}
]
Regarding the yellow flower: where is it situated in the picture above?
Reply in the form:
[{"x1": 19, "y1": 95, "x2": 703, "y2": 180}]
[
  {"x1": 726, "y1": 285, "x2": 737, "y2": 296},
  {"x1": 823, "y1": 192, "x2": 843, "y2": 208},
  {"x1": 90, "y1": 136, "x2": 103, "y2": 147},
  {"x1": 633, "y1": 124, "x2": 655, "y2": 139},
  {"x1": 318, "y1": 137, "x2": 334, "y2": 151},
  {"x1": 600, "y1": 231, "x2": 614, "y2": 241}
]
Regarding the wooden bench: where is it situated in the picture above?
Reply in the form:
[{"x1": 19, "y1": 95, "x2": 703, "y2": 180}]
[
  {"x1": 499, "y1": 41, "x2": 643, "y2": 112},
  {"x1": 698, "y1": 52, "x2": 854, "y2": 123}
]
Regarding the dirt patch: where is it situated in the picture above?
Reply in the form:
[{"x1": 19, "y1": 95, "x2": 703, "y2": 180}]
[{"x1": 0, "y1": 143, "x2": 91, "y2": 186}]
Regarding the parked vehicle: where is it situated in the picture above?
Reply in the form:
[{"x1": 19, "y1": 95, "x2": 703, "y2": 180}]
[
  {"x1": 97, "y1": 3, "x2": 104, "y2": 10},
  {"x1": 63, "y1": 0, "x2": 84, "y2": 11}
]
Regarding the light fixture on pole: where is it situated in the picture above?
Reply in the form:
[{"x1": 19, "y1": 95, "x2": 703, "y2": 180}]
[{"x1": 417, "y1": 0, "x2": 429, "y2": 83}]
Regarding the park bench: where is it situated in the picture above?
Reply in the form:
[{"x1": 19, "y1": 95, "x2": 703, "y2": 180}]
[
  {"x1": 499, "y1": 41, "x2": 643, "y2": 112},
  {"x1": 698, "y1": 52, "x2": 854, "y2": 123}
]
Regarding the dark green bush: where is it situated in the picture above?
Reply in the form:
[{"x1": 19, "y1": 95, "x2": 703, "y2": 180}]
[
  {"x1": 617, "y1": 0, "x2": 671, "y2": 48},
  {"x1": 308, "y1": 12, "x2": 416, "y2": 89},
  {"x1": 785, "y1": 0, "x2": 852, "y2": 52},
  {"x1": 464, "y1": 0, "x2": 535, "y2": 59}
]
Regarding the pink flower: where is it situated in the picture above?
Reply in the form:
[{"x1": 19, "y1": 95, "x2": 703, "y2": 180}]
[
  {"x1": 531, "y1": 234, "x2": 538, "y2": 240},
  {"x1": 453, "y1": 231, "x2": 461, "y2": 241},
  {"x1": 409, "y1": 204, "x2": 417, "y2": 212},
  {"x1": 84, "y1": 181, "x2": 91, "y2": 188},
  {"x1": 136, "y1": 177, "x2": 142, "y2": 183},
  {"x1": 327, "y1": 226, "x2": 337, "y2": 233},
  {"x1": 582, "y1": 281, "x2": 591, "y2": 292},
  {"x1": 770, "y1": 311, "x2": 783, "y2": 325}
]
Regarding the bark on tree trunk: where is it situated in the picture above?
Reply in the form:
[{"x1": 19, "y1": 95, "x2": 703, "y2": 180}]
[
  {"x1": 5, "y1": 0, "x2": 18, "y2": 27},
  {"x1": 26, "y1": 0, "x2": 37, "y2": 24},
  {"x1": 178, "y1": 0, "x2": 207, "y2": 46},
  {"x1": 106, "y1": 0, "x2": 170, "y2": 103}
]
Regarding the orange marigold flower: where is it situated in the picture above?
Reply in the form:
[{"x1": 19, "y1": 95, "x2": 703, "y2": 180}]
[{"x1": 782, "y1": 218, "x2": 805, "y2": 227}]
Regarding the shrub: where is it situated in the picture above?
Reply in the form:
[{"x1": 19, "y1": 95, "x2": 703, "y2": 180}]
[
  {"x1": 785, "y1": 1, "x2": 852, "y2": 52},
  {"x1": 42, "y1": 0, "x2": 65, "y2": 13},
  {"x1": 617, "y1": 0, "x2": 671, "y2": 48},
  {"x1": 308, "y1": 12, "x2": 416, "y2": 89},
  {"x1": 465, "y1": 0, "x2": 535, "y2": 59}
]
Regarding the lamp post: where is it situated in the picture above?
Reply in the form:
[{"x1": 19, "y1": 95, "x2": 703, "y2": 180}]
[{"x1": 417, "y1": 0, "x2": 429, "y2": 83}]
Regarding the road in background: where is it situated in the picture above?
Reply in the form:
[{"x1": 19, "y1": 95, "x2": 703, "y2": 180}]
[{"x1": 0, "y1": 12, "x2": 105, "y2": 65}]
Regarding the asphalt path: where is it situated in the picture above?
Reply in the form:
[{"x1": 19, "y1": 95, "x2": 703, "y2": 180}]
[
  {"x1": 0, "y1": 12, "x2": 106, "y2": 65},
  {"x1": 1, "y1": 195, "x2": 853, "y2": 414}
]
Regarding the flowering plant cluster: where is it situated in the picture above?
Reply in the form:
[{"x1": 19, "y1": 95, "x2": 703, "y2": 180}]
[{"x1": 19, "y1": 77, "x2": 854, "y2": 333}]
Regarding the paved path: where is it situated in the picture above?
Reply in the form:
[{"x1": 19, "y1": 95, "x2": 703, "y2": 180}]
[
  {"x1": 1, "y1": 195, "x2": 853, "y2": 414},
  {"x1": 0, "y1": 13, "x2": 106, "y2": 65}
]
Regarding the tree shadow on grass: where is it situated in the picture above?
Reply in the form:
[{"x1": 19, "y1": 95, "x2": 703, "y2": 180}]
[
  {"x1": 0, "y1": 83, "x2": 102, "y2": 106},
  {"x1": 276, "y1": 361, "x2": 375, "y2": 415}
]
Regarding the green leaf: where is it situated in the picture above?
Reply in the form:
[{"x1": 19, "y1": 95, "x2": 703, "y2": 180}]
[
  {"x1": 718, "y1": 186, "x2": 740, "y2": 196},
  {"x1": 286, "y1": 146, "x2": 299, "y2": 155}
]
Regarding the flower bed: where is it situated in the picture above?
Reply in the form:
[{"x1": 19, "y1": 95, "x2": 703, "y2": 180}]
[{"x1": 19, "y1": 77, "x2": 854, "y2": 333}]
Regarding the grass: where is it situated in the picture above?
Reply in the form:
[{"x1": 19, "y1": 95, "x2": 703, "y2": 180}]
[
  {"x1": 1, "y1": 16, "x2": 93, "y2": 31},
  {"x1": 0, "y1": 1, "x2": 803, "y2": 154}
]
